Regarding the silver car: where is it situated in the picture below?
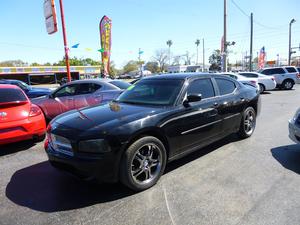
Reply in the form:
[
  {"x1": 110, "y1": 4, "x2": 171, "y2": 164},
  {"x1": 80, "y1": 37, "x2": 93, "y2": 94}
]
[{"x1": 289, "y1": 108, "x2": 300, "y2": 144}]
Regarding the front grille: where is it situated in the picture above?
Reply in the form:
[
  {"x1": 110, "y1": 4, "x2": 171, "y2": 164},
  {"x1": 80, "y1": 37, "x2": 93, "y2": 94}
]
[{"x1": 49, "y1": 133, "x2": 73, "y2": 156}]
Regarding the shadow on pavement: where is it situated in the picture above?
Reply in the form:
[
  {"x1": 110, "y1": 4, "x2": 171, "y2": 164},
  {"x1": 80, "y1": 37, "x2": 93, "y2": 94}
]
[
  {"x1": 271, "y1": 144, "x2": 300, "y2": 174},
  {"x1": 0, "y1": 140, "x2": 37, "y2": 157},
  {"x1": 6, "y1": 161, "x2": 134, "y2": 212},
  {"x1": 6, "y1": 134, "x2": 240, "y2": 212}
]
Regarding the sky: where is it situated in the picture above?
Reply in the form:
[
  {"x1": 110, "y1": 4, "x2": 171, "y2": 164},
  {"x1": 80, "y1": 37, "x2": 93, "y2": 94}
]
[{"x1": 0, "y1": 0, "x2": 299, "y2": 69}]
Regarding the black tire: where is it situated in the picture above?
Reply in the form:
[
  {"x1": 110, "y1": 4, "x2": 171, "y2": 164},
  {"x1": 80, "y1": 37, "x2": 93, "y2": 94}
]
[
  {"x1": 281, "y1": 79, "x2": 294, "y2": 90},
  {"x1": 258, "y1": 83, "x2": 265, "y2": 93},
  {"x1": 237, "y1": 107, "x2": 256, "y2": 139},
  {"x1": 120, "y1": 136, "x2": 167, "y2": 191}
]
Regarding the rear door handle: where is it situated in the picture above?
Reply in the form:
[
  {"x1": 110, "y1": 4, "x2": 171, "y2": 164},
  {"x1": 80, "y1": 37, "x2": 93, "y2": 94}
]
[{"x1": 213, "y1": 102, "x2": 219, "y2": 106}]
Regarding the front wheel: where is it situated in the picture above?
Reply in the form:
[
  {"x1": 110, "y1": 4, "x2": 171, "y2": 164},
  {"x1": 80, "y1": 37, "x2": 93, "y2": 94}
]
[
  {"x1": 237, "y1": 107, "x2": 256, "y2": 139},
  {"x1": 120, "y1": 136, "x2": 167, "y2": 191}
]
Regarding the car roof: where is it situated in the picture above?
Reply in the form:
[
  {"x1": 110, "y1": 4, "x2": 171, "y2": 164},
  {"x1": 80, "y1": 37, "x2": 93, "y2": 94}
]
[
  {"x1": 0, "y1": 79, "x2": 22, "y2": 83},
  {"x1": 141, "y1": 73, "x2": 226, "y2": 81},
  {"x1": 0, "y1": 84, "x2": 21, "y2": 89},
  {"x1": 66, "y1": 79, "x2": 120, "y2": 89}
]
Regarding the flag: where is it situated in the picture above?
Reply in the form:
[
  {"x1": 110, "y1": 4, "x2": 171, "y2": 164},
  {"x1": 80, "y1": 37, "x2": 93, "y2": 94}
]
[
  {"x1": 258, "y1": 46, "x2": 265, "y2": 69},
  {"x1": 100, "y1": 15, "x2": 112, "y2": 76},
  {"x1": 71, "y1": 43, "x2": 80, "y2": 48}
]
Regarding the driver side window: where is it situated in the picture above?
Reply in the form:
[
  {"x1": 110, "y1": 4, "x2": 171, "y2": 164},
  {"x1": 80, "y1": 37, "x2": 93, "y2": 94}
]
[{"x1": 54, "y1": 84, "x2": 77, "y2": 97}]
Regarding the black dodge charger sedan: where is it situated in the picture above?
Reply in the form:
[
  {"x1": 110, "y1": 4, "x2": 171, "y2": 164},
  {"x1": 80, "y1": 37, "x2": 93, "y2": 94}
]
[{"x1": 45, "y1": 73, "x2": 260, "y2": 191}]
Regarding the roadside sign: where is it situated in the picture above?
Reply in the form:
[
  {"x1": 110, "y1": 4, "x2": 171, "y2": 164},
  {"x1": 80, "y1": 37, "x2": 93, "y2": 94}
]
[{"x1": 44, "y1": 0, "x2": 58, "y2": 34}]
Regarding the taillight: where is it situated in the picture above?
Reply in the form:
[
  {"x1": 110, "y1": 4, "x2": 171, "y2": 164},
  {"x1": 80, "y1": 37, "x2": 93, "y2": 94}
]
[
  {"x1": 250, "y1": 80, "x2": 257, "y2": 85},
  {"x1": 29, "y1": 104, "x2": 42, "y2": 117},
  {"x1": 297, "y1": 73, "x2": 300, "y2": 78},
  {"x1": 271, "y1": 76, "x2": 275, "y2": 81}
]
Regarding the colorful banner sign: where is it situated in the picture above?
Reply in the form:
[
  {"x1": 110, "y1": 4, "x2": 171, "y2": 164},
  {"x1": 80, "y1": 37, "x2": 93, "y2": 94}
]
[
  {"x1": 99, "y1": 15, "x2": 112, "y2": 76},
  {"x1": 258, "y1": 46, "x2": 266, "y2": 69}
]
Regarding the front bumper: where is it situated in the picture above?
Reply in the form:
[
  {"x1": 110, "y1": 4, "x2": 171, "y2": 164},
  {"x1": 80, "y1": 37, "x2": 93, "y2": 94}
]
[
  {"x1": 45, "y1": 143, "x2": 120, "y2": 183},
  {"x1": 288, "y1": 120, "x2": 300, "y2": 144}
]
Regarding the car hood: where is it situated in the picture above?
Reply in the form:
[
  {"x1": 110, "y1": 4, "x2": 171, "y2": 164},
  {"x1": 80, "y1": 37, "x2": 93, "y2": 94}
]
[{"x1": 53, "y1": 102, "x2": 164, "y2": 133}]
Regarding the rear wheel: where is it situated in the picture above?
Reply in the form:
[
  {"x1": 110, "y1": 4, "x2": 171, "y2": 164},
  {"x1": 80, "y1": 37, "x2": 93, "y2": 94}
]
[
  {"x1": 281, "y1": 79, "x2": 294, "y2": 90},
  {"x1": 120, "y1": 136, "x2": 167, "y2": 191},
  {"x1": 258, "y1": 83, "x2": 265, "y2": 93},
  {"x1": 237, "y1": 107, "x2": 256, "y2": 139}
]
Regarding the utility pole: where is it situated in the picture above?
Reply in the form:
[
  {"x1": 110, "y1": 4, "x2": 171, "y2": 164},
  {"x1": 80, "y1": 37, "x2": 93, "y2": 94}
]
[
  {"x1": 249, "y1": 13, "x2": 253, "y2": 71},
  {"x1": 59, "y1": 0, "x2": 71, "y2": 82},
  {"x1": 202, "y1": 38, "x2": 205, "y2": 72},
  {"x1": 138, "y1": 48, "x2": 142, "y2": 77},
  {"x1": 288, "y1": 19, "x2": 296, "y2": 66},
  {"x1": 223, "y1": 0, "x2": 227, "y2": 72}
]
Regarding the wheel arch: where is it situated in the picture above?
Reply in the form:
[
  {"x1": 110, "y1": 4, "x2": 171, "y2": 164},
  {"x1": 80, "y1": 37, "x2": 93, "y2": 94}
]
[{"x1": 122, "y1": 127, "x2": 171, "y2": 160}]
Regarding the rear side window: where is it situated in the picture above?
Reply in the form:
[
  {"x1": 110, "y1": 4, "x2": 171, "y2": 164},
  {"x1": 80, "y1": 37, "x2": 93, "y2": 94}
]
[
  {"x1": 240, "y1": 73, "x2": 258, "y2": 78},
  {"x1": 261, "y1": 68, "x2": 285, "y2": 75},
  {"x1": 109, "y1": 80, "x2": 131, "y2": 89},
  {"x1": 76, "y1": 83, "x2": 101, "y2": 95},
  {"x1": 0, "y1": 88, "x2": 27, "y2": 103},
  {"x1": 187, "y1": 78, "x2": 215, "y2": 99},
  {"x1": 216, "y1": 78, "x2": 236, "y2": 95},
  {"x1": 285, "y1": 67, "x2": 297, "y2": 73}
]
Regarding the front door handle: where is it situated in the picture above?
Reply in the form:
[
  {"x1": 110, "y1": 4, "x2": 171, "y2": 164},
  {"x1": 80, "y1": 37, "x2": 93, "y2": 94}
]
[{"x1": 213, "y1": 102, "x2": 219, "y2": 106}]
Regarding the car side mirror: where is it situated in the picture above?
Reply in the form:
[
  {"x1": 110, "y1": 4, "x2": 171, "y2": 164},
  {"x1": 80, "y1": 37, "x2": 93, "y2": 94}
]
[{"x1": 183, "y1": 94, "x2": 202, "y2": 107}]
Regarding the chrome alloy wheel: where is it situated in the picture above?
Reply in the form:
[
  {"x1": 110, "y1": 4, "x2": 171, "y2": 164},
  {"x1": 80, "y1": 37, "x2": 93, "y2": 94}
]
[
  {"x1": 284, "y1": 80, "x2": 293, "y2": 89},
  {"x1": 244, "y1": 110, "x2": 256, "y2": 135},
  {"x1": 130, "y1": 143, "x2": 162, "y2": 185}
]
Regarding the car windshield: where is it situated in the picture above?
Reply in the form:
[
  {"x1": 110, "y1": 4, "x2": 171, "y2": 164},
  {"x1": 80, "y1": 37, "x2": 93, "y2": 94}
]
[
  {"x1": 109, "y1": 80, "x2": 131, "y2": 89},
  {"x1": 117, "y1": 79, "x2": 183, "y2": 106},
  {"x1": 18, "y1": 81, "x2": 31, "y2": 90}
]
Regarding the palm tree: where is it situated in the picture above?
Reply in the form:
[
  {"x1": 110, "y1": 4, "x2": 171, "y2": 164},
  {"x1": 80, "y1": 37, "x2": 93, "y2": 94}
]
[
  {"x1": 195, "y1": 39, "x2": 200, "y2": 65},
  {"x1": 166, "y1": 40, "x2": 173, "y2": 65}
]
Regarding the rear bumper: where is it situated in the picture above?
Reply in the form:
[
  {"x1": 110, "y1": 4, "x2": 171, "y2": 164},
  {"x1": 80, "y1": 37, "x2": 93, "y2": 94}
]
[
  {"x1": 0, "y1": 115, "x2": 46, "y2": 145},
  {"x1": 288, "y1": 120, "x2": 300, "y2": 144}
]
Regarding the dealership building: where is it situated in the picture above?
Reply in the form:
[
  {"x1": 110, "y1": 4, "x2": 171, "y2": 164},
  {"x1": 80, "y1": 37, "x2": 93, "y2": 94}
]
[{"x1": 0, "y1": 66, "x2": 101, "y2": 84}]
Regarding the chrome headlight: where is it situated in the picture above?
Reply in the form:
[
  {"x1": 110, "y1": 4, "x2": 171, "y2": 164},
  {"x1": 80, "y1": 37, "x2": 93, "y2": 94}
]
[{"x1": 78, "y1": 139, "x2": 111, "y2": 153}]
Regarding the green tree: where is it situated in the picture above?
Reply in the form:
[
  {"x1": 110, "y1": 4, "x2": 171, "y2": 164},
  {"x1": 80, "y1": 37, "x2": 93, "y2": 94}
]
[
  {"x1": 0, "y1": 60, "x2": 27, "y2": 67},
  {"x1": 123, "y1": 60, "x2": 139, "y2": 74},
  {"x1": 209, "y1": 50, "x2": 222, "y2": 71},
  {"x1": 31, "y1": 62, "x2": 40, "y2": 66},
  {"x1": 145, "y1": 61, "x2": 159, "y2": 73}
]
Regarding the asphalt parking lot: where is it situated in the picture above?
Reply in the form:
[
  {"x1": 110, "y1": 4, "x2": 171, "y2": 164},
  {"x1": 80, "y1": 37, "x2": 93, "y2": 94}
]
[{"x1": 1, "y1": 87, "x2": 300, "y2": 225}]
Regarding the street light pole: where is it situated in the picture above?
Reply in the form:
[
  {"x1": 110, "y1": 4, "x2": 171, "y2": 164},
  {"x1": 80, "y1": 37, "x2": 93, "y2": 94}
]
[
  {"x1": 59, "y1": 0, "x2": 71, "y2": 82},
  {"x1": 288, "y1": 19, "x2": 296, "y2": 66}
]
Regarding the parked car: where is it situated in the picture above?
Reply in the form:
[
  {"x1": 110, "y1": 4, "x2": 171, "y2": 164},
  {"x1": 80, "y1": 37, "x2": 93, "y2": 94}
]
[
  {"x1": 258, "y1": 66, "x2": 300, "y2": 90},
  {"x1": 289, "y1": 108, "x2": 300, "y2": 144},
  {"x1": 238, "y1": 72, "x2": 276, "y2": 93},
  {"x1": 32, "y1": 79, "x2": 123, "y2": 121},
  {"x1": 221, "y1": 73, "x2": 259, "y2": 91},
  {"x1": 0, "y1": 84, "x2": 46, "y2": 145},
  {"x1": 0, "y1": 79, "x2": 52, "y2": 98},
  {"x1": 45, "y1": 73, "x2": 260, "y2": 191},
  {"x1": 59, "y1": 77, "x2": 75, "y2": 86}
]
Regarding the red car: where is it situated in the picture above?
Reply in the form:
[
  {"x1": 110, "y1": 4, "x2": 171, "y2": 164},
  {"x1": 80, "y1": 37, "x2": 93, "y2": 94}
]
[
  {"x1": 0, "y1": 84, "x2": 46, "y2": 145},
  {"x1": 31, "y1": 79, "x2": 127, "y2": 120}
]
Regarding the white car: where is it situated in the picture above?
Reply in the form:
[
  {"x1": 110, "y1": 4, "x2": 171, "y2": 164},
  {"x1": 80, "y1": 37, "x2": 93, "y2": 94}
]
[
  {"x1": 289, "y1": 108, "x2": 300, "y2": 144},
  {"x1": 221, "y1": 73, "x2": 259, "y2": 91},
  {"x1": 239, "y1": 72, "x2": 277, "y2": 93}
]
